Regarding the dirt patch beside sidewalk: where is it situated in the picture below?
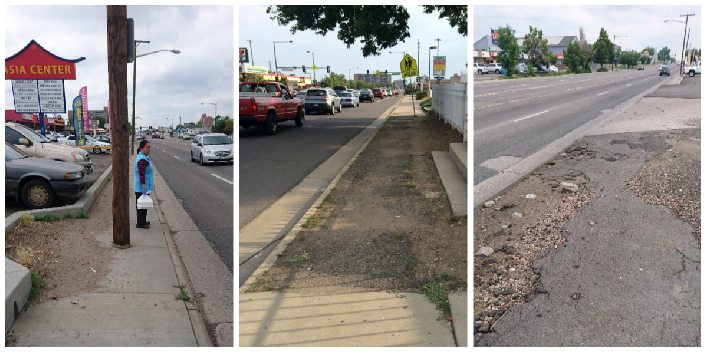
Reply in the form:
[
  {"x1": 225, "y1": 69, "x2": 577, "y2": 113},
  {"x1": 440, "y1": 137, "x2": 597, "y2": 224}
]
[
  {"x1": 5, "y1": 179, "x2": 116, "y2": 307},
  {"x1": 249, "y1": 112, "x2": 467, "y2": 300}
]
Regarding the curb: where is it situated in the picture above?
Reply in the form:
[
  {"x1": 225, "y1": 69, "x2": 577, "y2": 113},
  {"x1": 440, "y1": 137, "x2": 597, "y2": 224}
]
[
  {"x1": 239, "y1": 98, "x2": 405, "y2": 293},
  {"x1": 149, "y1": 162, "x2": 217, "y2": 347},
  {"x1": 4, "y1": 164, "x2": 113, "y2": 234},
  {"x1": 473, "y1": 69, "x2": 680, "y2": 210}
]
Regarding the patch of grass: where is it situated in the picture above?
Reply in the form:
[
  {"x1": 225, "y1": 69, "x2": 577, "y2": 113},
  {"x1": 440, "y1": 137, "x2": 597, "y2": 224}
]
[
  {"x1": 63, "y1": 212, "x2": 73, "y2": 219},
  {"x1": 301, "y1": 213, "x2": 327, "y2": 228},
  {"x1": 107, "y1": 176, "x2": 112, "y2": 182},
  {"x1": 264, "y1": 283, "x2": 289, "y2": 291},
  {"x1": 77, "y1": 213, "x2": 89, "y2": 219},
  {"x1": 422, "y1": 282, "x2": 450, "y2": 312},
  {"x1": 34, "y1": 214, "x2": 58, "y2": 222},
  {"x1": 402, "y1": 183, "x2": 416, "y2": 189},
  {"x1": 404, "y1": 170, "x2": 413, "y2": 180},
  {"x1": 288, "y1": 252, "x2": 309, "y2": 263},
  {"x1": 173, "y1": 284, "x2": 194, "y2": 303},
  {"x1": 390, "y1": 234, "x2": 407, "y2": 241},
  {"x1": 28, "y1": 271, "x2": 44, "y2": 303},
  {"x1": 246, "y1": 277, "x2": 264, "y2": 292},
  {"x1": 18, "y1": 212, "x2": 34, "y2": 226},
  {"x1": 5, "y1": 244, "x2": 12, "y2": 260}
]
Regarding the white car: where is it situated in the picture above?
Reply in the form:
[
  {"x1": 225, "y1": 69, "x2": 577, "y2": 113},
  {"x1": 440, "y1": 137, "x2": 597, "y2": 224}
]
[
  {"x1": 473, "y1": 62, "x2": 488, "y2": 75},
  {"x1": 85, "y1": 135, "x2": 111, "y2": 154},
  {"x1": 684, "y1": 61, "x2": 700, "y2": 77},
  {"x1": 190, "y1": 133, "x2": 233, "y2": 165},
  {"x1": 548, "y1": 65, "x2": 559, "y2": 72},
  {"x1": 486, "y1": 63, "x2": 502, "y2": 74}
]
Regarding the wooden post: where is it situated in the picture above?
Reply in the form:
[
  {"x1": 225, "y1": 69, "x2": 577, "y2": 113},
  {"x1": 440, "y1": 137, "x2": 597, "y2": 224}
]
[{"x1": 107, "y1": 5, "x2": 130, "y2": 246}]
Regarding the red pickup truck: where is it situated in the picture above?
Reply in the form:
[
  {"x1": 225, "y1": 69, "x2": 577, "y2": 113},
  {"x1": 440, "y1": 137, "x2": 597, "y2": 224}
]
[{"x1": 239, "y1": 82, "x2": 305, "y2": 135}]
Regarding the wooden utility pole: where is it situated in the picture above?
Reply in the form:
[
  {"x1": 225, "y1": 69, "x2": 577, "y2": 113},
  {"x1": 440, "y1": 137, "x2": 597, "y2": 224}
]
[{"x1": 107, "y1": 5, "x2": 130, "y2": 246}]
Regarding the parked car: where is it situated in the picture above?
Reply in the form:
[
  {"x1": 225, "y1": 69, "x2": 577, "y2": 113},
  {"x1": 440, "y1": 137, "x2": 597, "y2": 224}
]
[
  {"x1": 684, "y1": 61, "x2": 700, "y2": 77},
  {"x1": 339, "y1": 92, "x2": 359, "y2": 107},
  {"x1": 5, "y1": 141, "x2": 89, "y2": 209},
  {"x1": 304, "y1": 88, "x2": 342, "y2": 115},
  {"x1": 514, "y1": 64, "x2": 528, "y2": 74},
  {"x1": 95, "y1": 135, "x2": 111, "y2": 144},
  {"x1": 548, "y1": 65, "x2": 559, "y2": 72},
  {"x1": 6, "y1": 122, "x2": 93, "y2": 175},
  {"x1": 394, "y1": 91, "x2": 399, "y2": 96},
  {"x1": 190, "y1": 133, "x2": 233, "y2": 165},
  {"x1": 85, "y1": 135, "x2": 111, "y2": 153},
  {"x1": 660, "y1": 65, "x2": 670, "y2": 76},
  {"x1": 473, "y1": 62, "x2": 488, "y2": 75},
  {"x1": 359, "y1": 89, "x2": 374, "y2": 102},
  {"x1": 372, "y1": 88, "x2": 384, "y2": 99},
  {"x1": 536, "y1": 65, "x2": 550, "y2": 74},
  {"x1": 486, "y1": 63, "x2": 502, "y2": 74},
  {"x1": 239, "y1": 82, "x2": 304, "y2": 135},
  {"x1": 638, "y1": 64, "x2": 645, "y2": 70}
]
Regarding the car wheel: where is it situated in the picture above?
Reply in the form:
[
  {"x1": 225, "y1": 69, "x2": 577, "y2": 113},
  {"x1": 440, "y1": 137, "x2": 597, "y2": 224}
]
[
  {"x1": 190, "y1": 151, "x2": 195, "y2": 162},
  {"x1": 262, "y1": 111, "x2": 277, "y2": 135},
  {"x1": 689, "y1": 71, "x2": 694, "y2": 77},
  {"x1": 21, "y1": 179, "x2": 55, "y2": 209},
  {"x1": 330, "y1": 103, "x2": 335, "y2": 115},
  {"x1": 496, "y1": 70, "x2": 500, "y2": 74},
  {"x1": 93, "y1": 148, "x2": 100, "y2": 153},
  {"x1": 477, "y1": 69, "x2": 482, "y2": 75},
  {"x1": 337, "y1": 103, "x2": 342, "y2": 113},
  {"x1": 199, "y1": 154, "x2": 205, "y2": 166},
  {"x1": 295, "y1": 108, "x2": 305, "y2": 127},
  {"x1": 305, "y1": 109, "x2": 311, "y2": 115}
]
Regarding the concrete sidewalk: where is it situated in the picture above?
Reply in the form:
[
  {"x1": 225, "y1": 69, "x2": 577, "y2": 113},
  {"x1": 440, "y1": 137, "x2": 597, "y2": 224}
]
[
  {"x1": 239, "y1": 95, "x2": 468, "y2": 347},
  {"x1": 6, "y1": 157, "x2": 199, "y2": 347}
]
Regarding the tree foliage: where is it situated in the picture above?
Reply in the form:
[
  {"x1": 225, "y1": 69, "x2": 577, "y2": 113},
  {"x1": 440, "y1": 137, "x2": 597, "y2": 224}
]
[
  {"x1": 266, "y1": 5, "x2": 466, "y2": 57},
  {"x1": 213, "y1": 115, "x2": 233, "y2": 135},
  {"x1": 642, "y1": 46, "x2": 655, "y2": 56},
  {"x1": 592, "y1": 28, "x2": 613, "y2": 68},
  {"x1": 563, "y1": 40, "x2": 586, "y2": 73},
  {"x1": 496, "y1": 24, "x2": 520, "y2": 77},
  {"x1": 658, "y1": 46, "x2": 671, "y2": 62},
  {"x1": 578, "y1": 26, "x2": 593, "y2": 62},
  {"x1": 240, "y1": 73, "x2": 264, "y2": 82},
  {"x1": 522, "y1": 26, "x2": 554, "y2": 70},
  {"x1": 619, "y1": 51, "x2": 640, "y2": 68}
]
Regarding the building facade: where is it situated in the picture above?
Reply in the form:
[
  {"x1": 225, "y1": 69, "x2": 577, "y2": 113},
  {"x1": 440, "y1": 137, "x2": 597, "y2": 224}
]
[{"x1": 201, "y1": 113, "x2": 214, "y2": 128}]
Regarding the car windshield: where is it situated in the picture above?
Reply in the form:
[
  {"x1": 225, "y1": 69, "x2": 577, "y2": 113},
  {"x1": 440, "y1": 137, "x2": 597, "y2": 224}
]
[
  {"x1": 203, "y1": 135, "x2": 233, "y2": 145},
  {"x1": 307, "y1": 90, "x2": 327, "y2": 96},
  {"x1": 339, "y1": 92, "x2": 352, "y2": 97},
  {"x1": 6, "y1": 142, "x2": 29, "y2": 160},
  {"x1": 14, "y1": 124, "x2": 51, "y2": 143}
]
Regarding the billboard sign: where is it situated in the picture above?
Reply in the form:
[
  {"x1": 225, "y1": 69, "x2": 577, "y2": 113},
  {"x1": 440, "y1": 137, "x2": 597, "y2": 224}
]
[
  {"x1": 433, "y1": 56, "x2": 446, "y2": 77},
  {"x1": 11, "y1": 79, "x2": 66, "y2": 113},
  {"x1": 239, "y1": 47, "x2": 249, "y2": 63},
  {"x1": 491, "y1": 29, "x2": 498, "y2": 45},
  {"x1": 5, "y1": 40, "x2": 85, "y2": 80}
]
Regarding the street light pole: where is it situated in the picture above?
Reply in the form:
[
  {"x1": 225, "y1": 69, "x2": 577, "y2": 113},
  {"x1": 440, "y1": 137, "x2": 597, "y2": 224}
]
[
  {"x1": 612, "y1": 35, "x2": 626, "y2": 71},
  {"x1": 348, "y1": 67, "x2": 358, "y2": 84},
  {"x1": 201, "y1": 102, "x2": 217, "y2": 130},
  {"x1": 680, "y1": 14, "x2": 695, "y2": 75},
  {"x1": 273, "y1": 40, "x2": 293, "y2": 80},
  {"x1": 429, "y1": 46, "x2": 437, "y2": 88},
  {"x1": 307, "y1": 50, "x2": 315, "y2": 83}
]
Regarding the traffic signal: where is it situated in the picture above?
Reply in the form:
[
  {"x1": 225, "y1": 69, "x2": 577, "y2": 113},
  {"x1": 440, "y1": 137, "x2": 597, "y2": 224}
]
[
  {"x1": 367, "y1": 69, "x2": 369, "y2": 75},
  {"x1": 303, "y1": 65, "x2": 307, "y2": 73},
  {"x1": 385, "y1": 70, "x2": 388, "y2": 76},
  {"x1": 327, "y1": 66, "x2": 330, "y2": 73}
]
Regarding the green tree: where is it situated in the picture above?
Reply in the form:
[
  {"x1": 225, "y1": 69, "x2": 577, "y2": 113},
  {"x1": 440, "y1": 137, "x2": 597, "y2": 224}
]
[
  {"x1": 563, "y1": 40, "x2": 585, "y2": 73},
  {"x1": 240, "y1": 73, "x2": 264, "y2": 82},
  {"x1": 579, "y1": 26, "x2": 594, "y2": 64},
  {"x1": 176, "y1": 124, "x2": 185, "y2": 129},
  {"x1": 225, "y1": 119, "x2": 233, "y2": 136},
  {"x1": 266, "y1": 5, "x2": 466, "y2": 57},
  {"x1": 522, "y1": 26, "x2": 554, "y2": 71},
  {"x1": 96, "y1": 116, "x2": 106, "y2": 128},
  {"x1": 642, "y1": 46, "x2": 655, "y2": 56},
  {"x1": 496, "y1": 24, "x2": 520, "y2": 77},
  {"x1": 195, "y1": 120, "x2": 203, "y2": 128},
  {"x1": 592, "y1": 28, "x2": 613, "y2": 68},
  {"x1": 619, "y1": 51, "x2": 640, "y2": 68},
  {"x1": 213, "y1": 115, "x2": 232, "y2": 134},
  {"x1": 658, "y1": 46, "x2": 671, "y2": 62}
]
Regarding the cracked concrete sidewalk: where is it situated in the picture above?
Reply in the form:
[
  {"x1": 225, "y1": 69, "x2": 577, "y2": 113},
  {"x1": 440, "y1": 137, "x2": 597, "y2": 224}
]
[{"x1": 475, "y1": 88, "x2": 700, "y2": 346}]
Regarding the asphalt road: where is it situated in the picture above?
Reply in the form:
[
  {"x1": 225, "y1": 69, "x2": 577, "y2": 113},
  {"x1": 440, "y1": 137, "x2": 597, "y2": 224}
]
[
  {"x1": 239, "y1": 95, "x2": 401, "y2": 228},
  {"x1": 473, "y1": 64, "x2": 677, "y2": 185},
  {"x1": 148, "y1": 137, "x2": 234, "y2": 271}
]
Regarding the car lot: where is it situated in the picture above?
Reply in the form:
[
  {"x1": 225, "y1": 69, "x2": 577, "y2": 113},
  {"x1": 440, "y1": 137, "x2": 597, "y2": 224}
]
[{"x1": 5, "y1": 148, "x2": 113, "y2": 217}]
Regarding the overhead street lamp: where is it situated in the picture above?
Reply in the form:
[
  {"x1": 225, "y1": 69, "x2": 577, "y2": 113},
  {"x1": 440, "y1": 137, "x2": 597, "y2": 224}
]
[
  {"x1": 307, "y1": 50, "x2": 315, "y2": 82},
  {"x1": 201, "y1": 102, "x2": 216, "y2": 131},
  {"x1": 612, "y1": 35, "x2": 627, "y2": 71},
  {"x1": 429, "y1": 46, "x2": 437, "y2": 81},
  {"x1": 131, "y1": 41, "x2": 180, "y2": 154},
  {"x1": 665, "y1": 14, "x2": 695, "y2": 75},
  {"x1": 273, "y1": 40, "x2": 293, "y2": 79},
  {"x1": 348, "y1": 67, "x2": 359, "y2": 84}
]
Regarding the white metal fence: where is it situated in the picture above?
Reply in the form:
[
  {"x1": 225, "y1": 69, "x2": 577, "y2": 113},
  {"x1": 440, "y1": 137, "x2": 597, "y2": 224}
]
[{"x1": 431, "y1": 83, "x2": 467, "y2": 142}]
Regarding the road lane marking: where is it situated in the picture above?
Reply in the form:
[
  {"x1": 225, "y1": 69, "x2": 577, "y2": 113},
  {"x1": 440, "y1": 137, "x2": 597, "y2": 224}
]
[
  {"x1": 514, "y1": 110, "x2": 549, "y2": 122},
  {"x1": 212, "y1": 174, "x2": 233, "y2": 185},
  {"x1": 598, "y1": 92, "x2": 607, "y2": 96},
  {"x1": 174, "y1": 156, "x2": 180, "y2": 160},
  {"x1": 627, "y1": 83, "x2": 633, "y2": 86}
]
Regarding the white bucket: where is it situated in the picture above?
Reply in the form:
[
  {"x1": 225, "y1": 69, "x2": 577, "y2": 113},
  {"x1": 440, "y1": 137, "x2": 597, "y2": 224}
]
[{"x1": 137, "y1": 194, "x2": 153, "y2": 209}]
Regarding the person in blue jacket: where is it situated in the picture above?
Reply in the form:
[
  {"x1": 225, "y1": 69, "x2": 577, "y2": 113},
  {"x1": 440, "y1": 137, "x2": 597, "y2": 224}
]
[{"x1": 134, "y1": 140, "x2": 154, "y2": 228}]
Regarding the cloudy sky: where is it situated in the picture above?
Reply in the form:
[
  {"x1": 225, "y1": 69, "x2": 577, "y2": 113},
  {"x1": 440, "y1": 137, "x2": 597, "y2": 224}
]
[
  {"x1": 238, "y1": 5, "x2": 468, "y2": 83},
  {"x1": 474, "y1": 5, "x2": 701, "y2": 59},
  {"x1": 4, "y1": 5, "x2": 233, "y2": 130}
]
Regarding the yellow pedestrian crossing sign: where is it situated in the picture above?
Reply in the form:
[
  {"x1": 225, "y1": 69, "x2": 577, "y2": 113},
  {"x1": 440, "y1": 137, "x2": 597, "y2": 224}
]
[{"x1": 400, "y1": 54, "x2": 418, "y2": 78}]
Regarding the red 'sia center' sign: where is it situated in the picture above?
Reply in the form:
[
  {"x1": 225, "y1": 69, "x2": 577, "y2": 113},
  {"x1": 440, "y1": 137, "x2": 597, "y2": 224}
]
[{"x1": 5, "y1": 40, "x2": 85, "y2": 80}]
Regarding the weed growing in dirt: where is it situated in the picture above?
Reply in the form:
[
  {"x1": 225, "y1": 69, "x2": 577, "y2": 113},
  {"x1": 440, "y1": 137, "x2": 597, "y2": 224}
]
[
  {"x1": 301, "y1": 214, "x2": 327, "y2": 228},
  {"x1": 264, "y1": 283, "x2": 289, "y2": 291},
  {"x1": 18, "y1": 212, "x2": 34, "y2": 226},
  {"x1": 404, "y1": 170, "x2": 413, "y2": 180},
  {"x1": 288, "y1": 252, "x2": 309, "y2": 263},
  {"x1": 402, "y1": 183, "x2": 416, "y2": 189},
  {"x1": 423, "y1": 282, "x2": 450, "y2": 312},
  {"x1": 63, "y1": 212, "x2": 72, "y2": 219},
  {"x1": 173, "y1": 284, "x2": 194, "y2": 303},
  {"x1": 246, "y1": 277, "x2": 263, "y2": 292},
  {"x1": 77, "y1": 213, "x2": 89, "y2": 219},
  {"x1": 28, "y1": 271, "x2": 44, "y2": 303},
  {"x1": 34, "y1": 214, "x2": 58, "y2": 222},
  {"x1": 5, "y1": 244, "x2": 12, "y2": 260}
]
